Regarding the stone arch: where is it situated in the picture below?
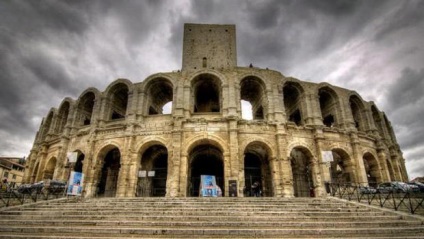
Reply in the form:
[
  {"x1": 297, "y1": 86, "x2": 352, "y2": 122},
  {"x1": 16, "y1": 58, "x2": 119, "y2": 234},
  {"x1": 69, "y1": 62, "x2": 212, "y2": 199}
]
[
  {"x1": 43, "y1": 157, "x2": 57, "y2": 180},
  {"x1": 104, "y1": 79, "x2": 132, "y2": 120},
  {"x1": 184, "y1": 135, "x2": 228, "y2": 156},
  {"x1": 289, "y1": 146, "x2": 316, "y2": 197},
  {"x1": 318, "y1": 85, "x2": 340, "y2": 127},
  {"x1": 94, "y1": 144, "x2": 122, "y2": 197},
  {"x1": 190, "y1": 72, "x2": 223, "y2": 113},
  {"x1": 31, "y1": 161, "x2": 40, "y2": 184},
  {"x1": 287, "y1": 142, "x2": 315, "y2": 158},
  {"x1": 330, "y1": 148, "x2": 354, "y2": 184},
  {"x1": 242, "y1": 140, "x2": 274, "y2": 196},
  {"x1": 383, "y1": 114, "x2": 396, "y2": 142},
  {"x1": 75, "y1": 88, "x2": 99, "y2": 126},
  {"x1": 239, "y1": 75, "x2": 268, "y2": 120},
  {"x1": 143, "y1": 77, "x2": 174, "y2": 115},
  {"x1": 55, "y1": 98, "x2": 72, "y2": 134},
  {"x1": 283, "y1": 81, "x2": 305, "y2": 126},
  {"x1": 349, "y1": 94, "x2": 367, "y2": 131},
  {"x1": 39, "y1": 109, "x2": 55, "y2": 141},
  {"x1": 137, "y1": 142, "x2": 169, "y2": 197},
  {"x1": 185, "y1": 136, "x2": 227, "y2": 197},
  {"x1": 362, "y1": 151, "x2": 381, "y2": 187},
  {"x1": 371, "y1": 104, "x2": 385, "y2": 137}
]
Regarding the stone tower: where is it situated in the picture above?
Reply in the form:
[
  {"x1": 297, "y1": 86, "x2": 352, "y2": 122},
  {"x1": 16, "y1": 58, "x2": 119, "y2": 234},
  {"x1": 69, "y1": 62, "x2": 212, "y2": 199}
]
[{"x1": 182, "y1": 23, "x2": 237, "y2": 71}]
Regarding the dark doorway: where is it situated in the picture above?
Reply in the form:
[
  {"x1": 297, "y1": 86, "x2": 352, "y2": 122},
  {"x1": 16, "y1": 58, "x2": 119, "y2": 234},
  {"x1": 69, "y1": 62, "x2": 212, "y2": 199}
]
[
  {"x1": 244, "y1": 153, "x2": 262, "y2": 196},
  {"x1": 291, "y1": 148, "x2": 314, "y2": 197},
  {"x1": 137, "y1": 145, "x2": 168, "y2": 197},
  {"x1": 97, "y1": 148, "x2": 121, "y2": 197},
  {"x1": 188, "y1": 144, "x2": 224, "y2": 196},
  {"x1": 73, "y1": 153, "x2": 85, "y2": 173}
]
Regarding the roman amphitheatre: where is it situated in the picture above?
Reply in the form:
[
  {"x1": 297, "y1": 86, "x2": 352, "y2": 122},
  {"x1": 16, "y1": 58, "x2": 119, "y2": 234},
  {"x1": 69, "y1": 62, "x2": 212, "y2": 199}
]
[{"x1": 23, "y1": 23, "x2": 408, "y2": 198}]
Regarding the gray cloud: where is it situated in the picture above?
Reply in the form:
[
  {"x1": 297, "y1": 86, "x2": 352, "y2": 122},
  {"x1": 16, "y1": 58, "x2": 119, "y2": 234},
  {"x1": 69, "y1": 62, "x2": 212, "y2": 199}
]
[{"x1": 0, "y1": 0, "x2": 423, "y2": 179}]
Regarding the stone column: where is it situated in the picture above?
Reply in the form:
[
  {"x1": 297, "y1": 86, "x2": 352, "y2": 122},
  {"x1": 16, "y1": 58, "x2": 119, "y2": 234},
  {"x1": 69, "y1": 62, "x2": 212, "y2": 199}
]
[
  {"x1": 269, "y1": 156, "x2": 281, "y2": 197},
  {"x1": 179, "y1": 154, "x2": 188, "y2": 197},
  {"x1": 274, "y1": 125, "x2": 287, "y2": 197},
  {"x1": 125, "y1": 152, "x2": 138, "y2": 197},
  {"x1": 377, "y1": 149, "x2": 391, "y2": 182},
  {"x1": 304, "y1": 93, "x2": 322, "y2": 126},
  {"x1": 168, "y1": 122, "x2": 183, "y2": 197},
  {"x1": 281, "y1": 156, "x2": 294, "y2": 197},
  {"x1": 310, "y1": 157, "x2": 324, "y2": 197},
  {"x1": 350, "y1": 133, "x2": 365, "y2": 184}
]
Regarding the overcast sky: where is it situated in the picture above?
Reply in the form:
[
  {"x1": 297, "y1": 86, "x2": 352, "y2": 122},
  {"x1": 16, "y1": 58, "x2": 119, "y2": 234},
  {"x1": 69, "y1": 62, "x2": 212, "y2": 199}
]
[{"x1": 1, "y1": 0, "x2": 423, "y2": 179}]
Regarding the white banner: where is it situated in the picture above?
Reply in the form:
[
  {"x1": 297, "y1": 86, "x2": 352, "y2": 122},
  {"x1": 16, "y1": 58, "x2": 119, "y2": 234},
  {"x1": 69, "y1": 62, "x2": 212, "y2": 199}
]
[
  {"x1": 321, "y1": 151, "x2": 334, "y2": 163},
  {"x1": 138, "y1": 170, "x2": 147, "y2": 178},
  {"x1": 67, "y1": 152, "x2": 78, "y2": 163},
  {"x1": 148, "y1": 171, "x2": 155, "y2": 177}
]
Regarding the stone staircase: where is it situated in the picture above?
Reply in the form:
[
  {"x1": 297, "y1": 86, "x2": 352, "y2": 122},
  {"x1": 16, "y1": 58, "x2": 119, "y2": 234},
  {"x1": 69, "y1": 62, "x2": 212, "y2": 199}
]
[{"x1": 0, "y1": 197, "x2": 423, "y2": 238}]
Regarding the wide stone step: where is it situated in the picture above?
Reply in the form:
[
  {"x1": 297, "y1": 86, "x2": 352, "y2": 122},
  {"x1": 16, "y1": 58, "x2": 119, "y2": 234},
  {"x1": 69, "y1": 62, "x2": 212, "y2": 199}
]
[
  {"x1": 1, "y1": 197, "x2": 423, "y2": 238},
  {"x1": 0, "y1": 219, "x2": 420, "y2": 228},
  {"x1": 0, "y1": 214, "x2": 404, "y2": 222},
  {"x1": 1, "y1": 226, "x2": 424, "y2": 237}
]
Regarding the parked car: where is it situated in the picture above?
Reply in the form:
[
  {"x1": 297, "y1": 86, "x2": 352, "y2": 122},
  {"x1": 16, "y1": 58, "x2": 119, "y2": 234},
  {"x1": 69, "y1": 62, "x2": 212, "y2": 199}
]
[
  {"x1": 407, "y1": 182, "x2": 424, "y2": 192},
  {"x1": 377, "y1": 182, "x2": 414, "y2": 193},
  {"x1": 359, "y1": 186, "x2": 377, "y2": 194}
]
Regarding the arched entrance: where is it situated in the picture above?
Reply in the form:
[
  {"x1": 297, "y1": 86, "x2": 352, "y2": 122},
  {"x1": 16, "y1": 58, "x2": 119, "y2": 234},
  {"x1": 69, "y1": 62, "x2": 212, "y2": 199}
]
[
  {"x1": 330, "y1": 149, "x2": 354, "y2": 185},
  {"x1": 363, "y1": 152, "x2": 381, "y2": 187},
  {"x1": 97, "y1": 147, "x2": 121, "y2": 197},
  {"x1": 244, "y1": 142, "x2": 273, "y2": 197},
  {"x1": 137, "y1": 145, "x2": 168, "y2": 197},
  {"x1": 290, "y1": 148, "x2": 314, "y2": 197},
  {"x1": 187, "y1": 144, "x2": 224, "y2": 197},
  {"x1": 74, "y1": 151, "x2": 85, "y2": 173},
  {"x1": 43, "y1": 157, "x2": 57, "y2": 180}
]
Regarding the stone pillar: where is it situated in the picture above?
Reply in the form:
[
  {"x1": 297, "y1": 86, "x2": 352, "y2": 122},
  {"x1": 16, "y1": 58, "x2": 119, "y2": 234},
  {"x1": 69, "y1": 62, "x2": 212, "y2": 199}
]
[
  {"x1": 266, "y1": 89, "x2": 275, "y2": 121},
  {"x1": 222, "y1": 83, "x2": 229, "y2": 117},
  {"x1": 269, "y1": 156, "x2": 281, "y2": 197},
  {"x1": 350, "y1": 133, "x2": 366, "y2": 184},
  {"x1": 168, "y1": 122, "x2": 183, "y2": 197},
  {"x1": 125, "y1": 152, "x2": 138, "y2": 197},
  {"x1": 116, "y1": 160, "x2": 129, "y2": 198},
  {"x1": 274, "y1": 125, "x2": 287, "y2": 197},
  {"x1": 304, "y1": 93, "x2": 322, "y2": 126},
  {"x1": 281, "y1": 157, "x2": 294, "y2": 197},
  {"x1": 179, "y1": 154, "x2": 188, "y2": 197},
  {"x1": 310, "y1": 157, "x2": 324, "y2": 197},
  {"x1": 227, "y1": 76, "x2": 238, "y2": 117},
  {"x1": 377, "y1": 149, "x2": 391, "y2": 182}
]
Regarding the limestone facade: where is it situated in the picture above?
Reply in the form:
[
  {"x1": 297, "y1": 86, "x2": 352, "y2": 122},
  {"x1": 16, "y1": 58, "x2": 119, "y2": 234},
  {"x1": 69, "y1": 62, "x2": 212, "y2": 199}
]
[{"x1": 23, "y1": 24, "x2": 408, "y2": 198}]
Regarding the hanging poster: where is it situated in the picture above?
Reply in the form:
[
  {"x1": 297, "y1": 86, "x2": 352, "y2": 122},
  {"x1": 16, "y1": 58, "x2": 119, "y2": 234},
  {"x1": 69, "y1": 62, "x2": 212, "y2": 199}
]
[
  {"x1": 321, "y1": 151, "x2": 334, "y2": 163},
  {"x1": 138, "y1": 170, "x2": 147, "y2": 177},
  {"x1": 67, "y1": 152, "x2": 78, "y2": 163},
  {"x1": 200, "y1": 175, "x2": 217, "y2": 197},
  {"x1": 67, "y1": 171, "x2": 84, "y2": 196}
]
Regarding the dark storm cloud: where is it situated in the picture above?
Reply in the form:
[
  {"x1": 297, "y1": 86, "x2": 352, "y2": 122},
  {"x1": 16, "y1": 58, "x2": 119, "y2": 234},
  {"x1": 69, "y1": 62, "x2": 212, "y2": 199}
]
[
  {"x1": 374, "y1": 0, "x2": 424, "y2": 41},
  {"x1": 384, "y1": 68, "x2": 424, "y2": 150},
  {"x1": 386, "y1": 68, "x2": 424, "y2": 110}
]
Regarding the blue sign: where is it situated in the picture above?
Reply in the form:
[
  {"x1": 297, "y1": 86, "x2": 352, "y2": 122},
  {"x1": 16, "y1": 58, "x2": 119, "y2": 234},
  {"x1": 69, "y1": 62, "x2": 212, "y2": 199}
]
[
  {"x1": 67, "y1": 171, "x2": 84, "y2": 196},
  {"x1": 200, "y1": 175, "x2": 217, "y2": 197}
]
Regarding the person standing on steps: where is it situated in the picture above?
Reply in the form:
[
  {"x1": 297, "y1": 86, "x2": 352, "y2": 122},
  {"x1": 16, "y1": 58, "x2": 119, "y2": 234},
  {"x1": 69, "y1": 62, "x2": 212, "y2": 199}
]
[{"x1": 251, "y1": 181, "x2": 261, "y2": 197}]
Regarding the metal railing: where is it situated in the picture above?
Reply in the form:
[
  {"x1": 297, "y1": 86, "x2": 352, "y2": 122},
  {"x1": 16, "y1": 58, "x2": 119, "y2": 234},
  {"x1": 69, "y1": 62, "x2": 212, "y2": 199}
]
[
  {"x1": 328, "y1": 183, "x2": 424, "y2": 215},
  {"x1": 0, "y1": 183, "x2": 67, "y2": 208}
]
